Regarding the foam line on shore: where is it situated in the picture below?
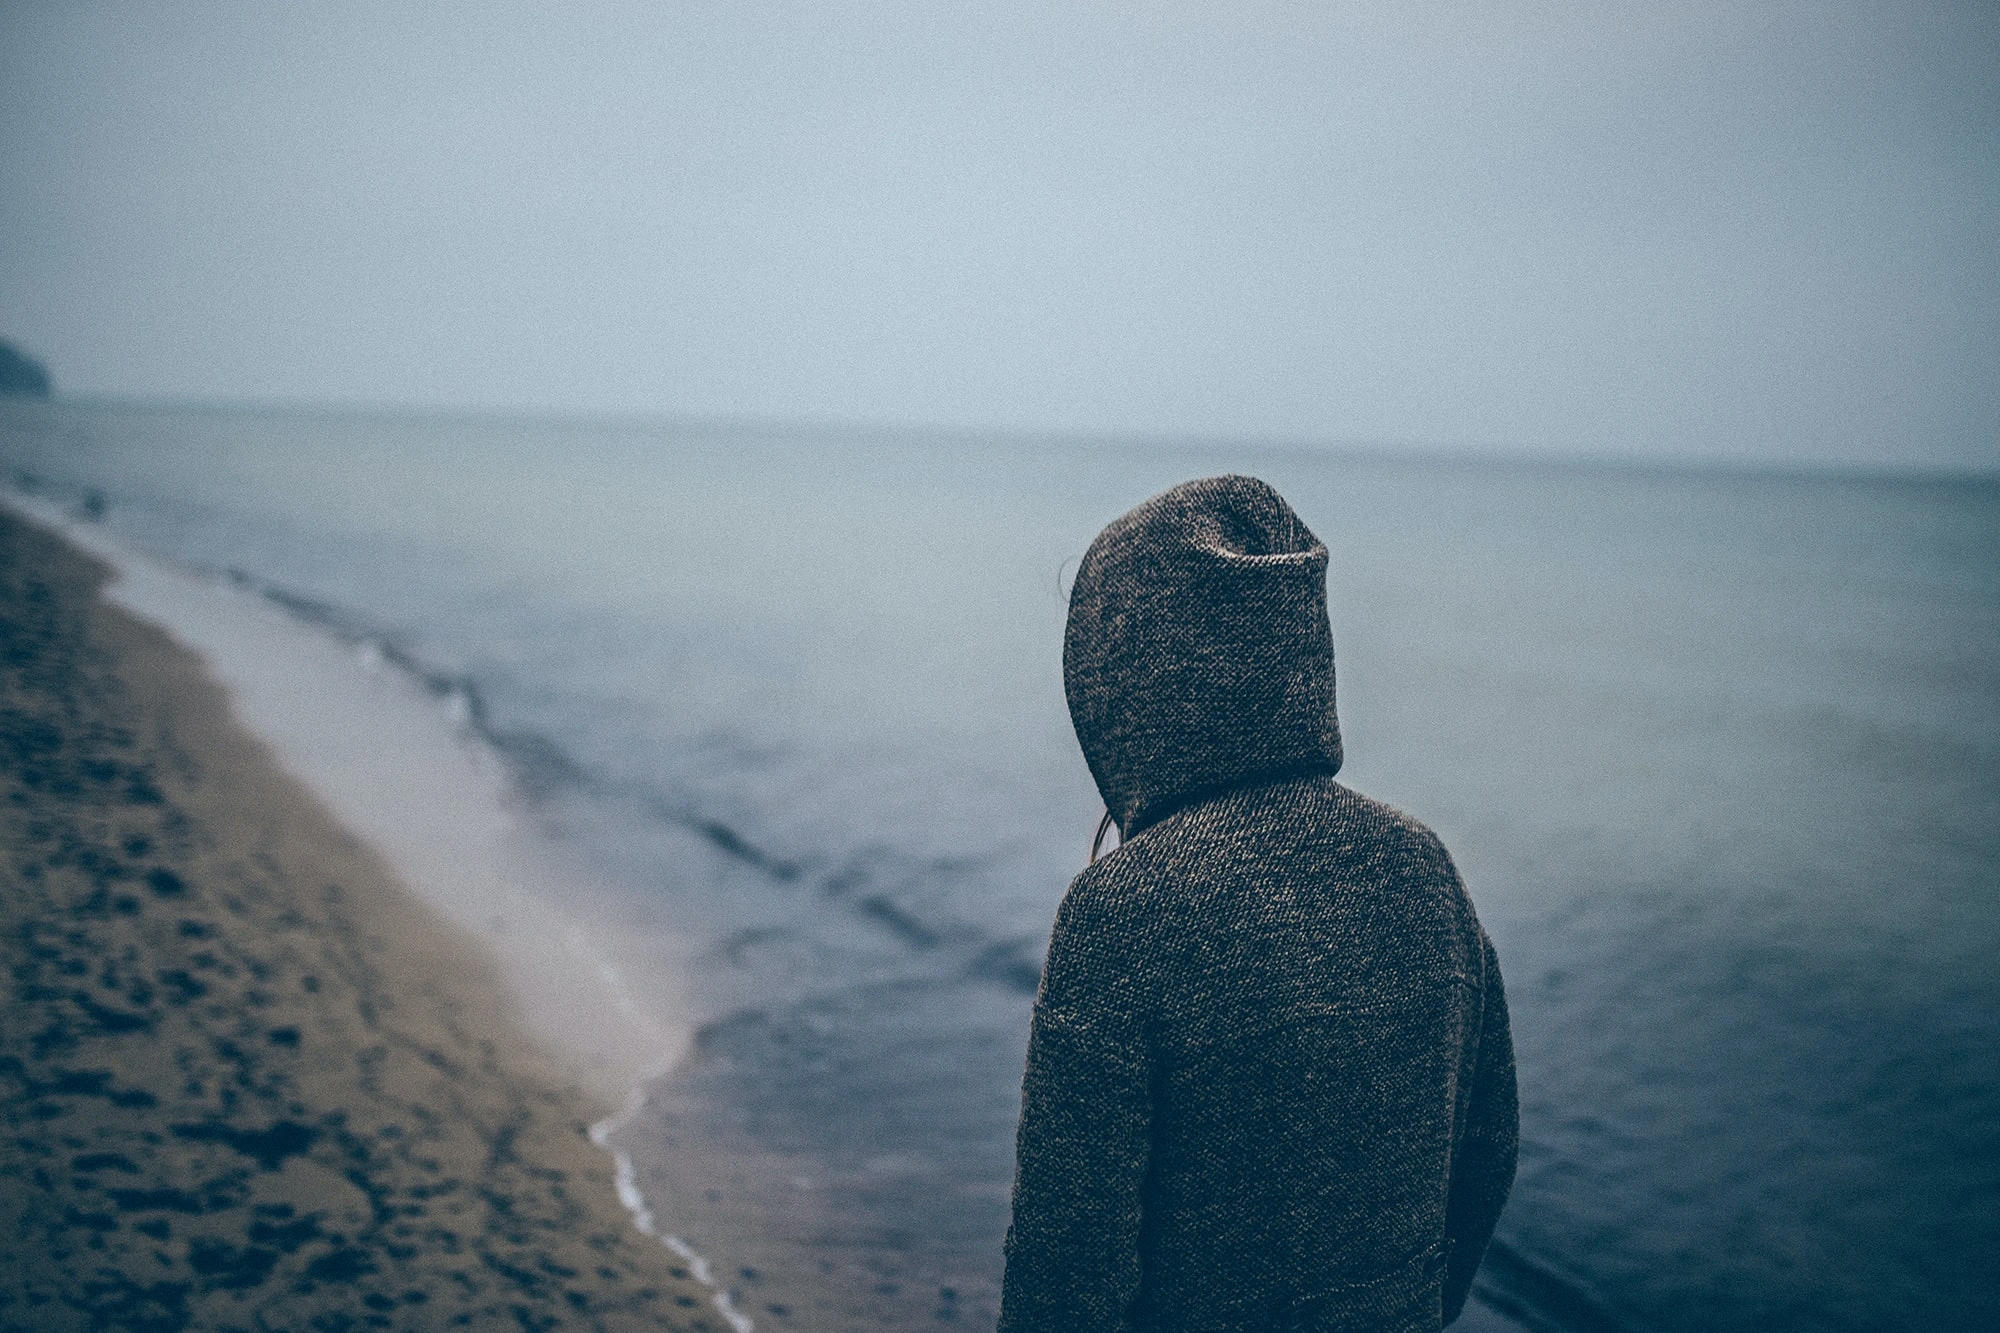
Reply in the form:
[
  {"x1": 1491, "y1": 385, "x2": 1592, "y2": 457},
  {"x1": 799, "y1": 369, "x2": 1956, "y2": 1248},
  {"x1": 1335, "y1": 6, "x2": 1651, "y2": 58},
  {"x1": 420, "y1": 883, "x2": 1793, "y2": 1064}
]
[{"x1": 592, "y1": 1095, "x2": 757, "y2": 1333}]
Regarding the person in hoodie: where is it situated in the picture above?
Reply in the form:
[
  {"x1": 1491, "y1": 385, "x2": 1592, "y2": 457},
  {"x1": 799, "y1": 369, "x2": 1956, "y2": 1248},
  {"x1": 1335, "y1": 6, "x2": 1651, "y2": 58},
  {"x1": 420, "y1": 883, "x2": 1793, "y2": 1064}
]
[{"x1": 999, "y1": 475, "x2": 1517, "y2": 1333}]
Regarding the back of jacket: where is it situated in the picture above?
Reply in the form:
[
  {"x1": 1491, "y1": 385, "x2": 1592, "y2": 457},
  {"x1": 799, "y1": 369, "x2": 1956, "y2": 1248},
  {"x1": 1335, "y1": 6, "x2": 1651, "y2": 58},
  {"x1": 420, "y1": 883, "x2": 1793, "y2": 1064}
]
[{"x1": 1000, "y1": 476, "x2": 1517, "y2": 1333}]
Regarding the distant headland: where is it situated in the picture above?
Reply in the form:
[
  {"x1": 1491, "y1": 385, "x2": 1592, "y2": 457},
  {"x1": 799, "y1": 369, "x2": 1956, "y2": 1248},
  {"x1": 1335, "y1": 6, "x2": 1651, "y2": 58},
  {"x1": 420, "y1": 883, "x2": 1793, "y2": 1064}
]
[{"x1": 0, "y1": 340, "x2": 52, "y2": 397}]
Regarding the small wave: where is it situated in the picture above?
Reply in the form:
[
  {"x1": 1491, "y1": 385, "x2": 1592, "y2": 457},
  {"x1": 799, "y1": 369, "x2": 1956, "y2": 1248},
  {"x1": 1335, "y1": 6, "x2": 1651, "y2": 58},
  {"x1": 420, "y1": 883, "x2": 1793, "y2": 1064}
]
[
  {"x1": 684, "y1": 811, "x2": 803, "y2": 880},
  {"x1": 237, "y1": 577, "x2": 508, "y2": 747},
  {"x1": 817, "y1": 845, "x2": 1044, "y2": 971},
  {"x1": 1475, "y1": 1236, "x2": 1626, "y2": 1333},
  {"x1": 967, "y1": 937, "x2": 1044, "y2": 995},
  {"x1": 591, "y1": 1093, "x2": 755, "y2": 1333},
  {"x1": 205, "y1": 567, "x2": 793, "y2": 873},
  {"x1": 5, "y1": 471, "x2": 107, "y2": 524},
  {"x1": 714, "y1": 925, "x2": 794, "y2": 968},
  {"x1": 483, "y1": 725, "x2": 593, "y2": 798},
  {"x1": 859, "y1": 894, "x2": 944, "y2": 949}
]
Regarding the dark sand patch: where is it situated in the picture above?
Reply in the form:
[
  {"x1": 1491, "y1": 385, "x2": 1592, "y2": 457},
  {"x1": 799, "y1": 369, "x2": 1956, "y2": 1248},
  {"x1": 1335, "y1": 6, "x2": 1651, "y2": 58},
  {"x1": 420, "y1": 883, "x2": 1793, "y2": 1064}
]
[{"x1": 0, "y1": 511, "x2": 724, "y2": 1331}]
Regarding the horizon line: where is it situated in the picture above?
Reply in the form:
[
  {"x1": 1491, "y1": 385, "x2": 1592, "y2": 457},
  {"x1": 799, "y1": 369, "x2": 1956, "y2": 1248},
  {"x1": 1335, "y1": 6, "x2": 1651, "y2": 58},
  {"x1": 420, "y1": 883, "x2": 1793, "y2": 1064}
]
[{"x1": 10, "y1": 387, "x2": 1994, "y2": 485}]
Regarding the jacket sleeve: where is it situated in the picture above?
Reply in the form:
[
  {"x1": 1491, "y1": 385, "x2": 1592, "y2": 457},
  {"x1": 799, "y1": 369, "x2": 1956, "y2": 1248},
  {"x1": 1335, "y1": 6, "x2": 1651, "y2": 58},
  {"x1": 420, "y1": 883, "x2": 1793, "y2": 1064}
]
[
  {"x1": 1442, "y1": 930, "x2": 1520, "y2": 1324},
  {"x1": 997, "y1": 888, "x2": 1154, "y2": 1333}
]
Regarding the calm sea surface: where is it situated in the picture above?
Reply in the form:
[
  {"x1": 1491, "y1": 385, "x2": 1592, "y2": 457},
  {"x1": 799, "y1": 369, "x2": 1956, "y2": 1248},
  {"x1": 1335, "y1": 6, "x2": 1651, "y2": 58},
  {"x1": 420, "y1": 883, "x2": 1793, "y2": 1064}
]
[{"x1": 4, "y1": 398, "x2": 1996, "y2": 1331}]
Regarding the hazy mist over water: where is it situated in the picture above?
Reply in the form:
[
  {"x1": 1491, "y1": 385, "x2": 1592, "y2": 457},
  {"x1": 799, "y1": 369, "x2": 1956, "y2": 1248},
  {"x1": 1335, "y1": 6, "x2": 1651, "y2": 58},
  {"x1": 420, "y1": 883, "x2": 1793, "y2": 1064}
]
[
  {"x1": 2, "y1": 0, "x2": 1997, "y2": 470},
  {"x1": 4, "y1": 397, "x2": 1997, "y2": 1330}
]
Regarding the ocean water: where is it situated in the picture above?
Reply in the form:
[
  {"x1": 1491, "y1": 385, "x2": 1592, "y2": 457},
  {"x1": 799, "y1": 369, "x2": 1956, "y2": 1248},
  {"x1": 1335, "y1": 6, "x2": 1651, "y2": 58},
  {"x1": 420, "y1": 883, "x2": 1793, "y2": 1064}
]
[{"x1": 3, "y1": 397, "x2": 1996, "y2": 1332}]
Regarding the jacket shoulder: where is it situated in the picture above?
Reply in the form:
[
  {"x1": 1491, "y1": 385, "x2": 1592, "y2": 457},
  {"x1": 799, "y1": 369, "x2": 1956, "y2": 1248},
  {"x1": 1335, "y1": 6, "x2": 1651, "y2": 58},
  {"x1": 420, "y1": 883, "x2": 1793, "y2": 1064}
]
[
  {"x1": 1330, "y1": 783, "x2": 1465, "y2": 882},
  {"x1": 1046, "y1": 850, "x2": 1156, "y2": 947},
  {"x1": 1034, "y1": 844, "x2": 1189, "y2": 1011}
]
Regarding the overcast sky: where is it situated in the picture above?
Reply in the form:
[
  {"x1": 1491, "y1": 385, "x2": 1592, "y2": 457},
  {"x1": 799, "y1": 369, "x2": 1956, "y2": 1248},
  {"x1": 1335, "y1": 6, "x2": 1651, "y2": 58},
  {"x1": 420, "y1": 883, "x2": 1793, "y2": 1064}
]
[{"x1": 2, "y1": 1, "x2": 1995, "y2": 468}]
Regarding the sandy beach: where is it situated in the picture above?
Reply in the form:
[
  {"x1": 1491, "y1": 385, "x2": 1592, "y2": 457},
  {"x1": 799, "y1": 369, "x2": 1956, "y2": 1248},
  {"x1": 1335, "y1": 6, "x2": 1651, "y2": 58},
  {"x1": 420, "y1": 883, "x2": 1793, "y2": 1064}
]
[{"x1": 0, "y1": 510, "x2": 725, "y2": 1330}]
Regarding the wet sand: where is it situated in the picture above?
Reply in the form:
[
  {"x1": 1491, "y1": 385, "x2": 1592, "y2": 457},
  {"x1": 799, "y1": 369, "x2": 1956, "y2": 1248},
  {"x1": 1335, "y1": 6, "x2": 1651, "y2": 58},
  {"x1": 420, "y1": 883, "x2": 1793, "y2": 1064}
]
[{"x1": 0, "y1": 510, "x2": 726, "y2": 1330}]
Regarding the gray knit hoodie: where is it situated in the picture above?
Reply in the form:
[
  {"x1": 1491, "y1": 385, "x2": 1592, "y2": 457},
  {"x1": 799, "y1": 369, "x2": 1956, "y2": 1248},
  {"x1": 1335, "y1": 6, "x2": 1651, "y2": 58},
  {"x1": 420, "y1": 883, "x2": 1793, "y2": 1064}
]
[{"x1": 999, "y1": 476, "x2": 1517, "y2": 1333}]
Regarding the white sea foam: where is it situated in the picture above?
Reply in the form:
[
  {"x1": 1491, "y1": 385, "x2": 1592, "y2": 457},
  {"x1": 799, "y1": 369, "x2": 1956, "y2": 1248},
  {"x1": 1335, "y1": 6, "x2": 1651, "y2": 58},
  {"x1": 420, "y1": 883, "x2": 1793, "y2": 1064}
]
[{"x1": 591, "y1": 1095, "x2": 756, "y2": 1333}]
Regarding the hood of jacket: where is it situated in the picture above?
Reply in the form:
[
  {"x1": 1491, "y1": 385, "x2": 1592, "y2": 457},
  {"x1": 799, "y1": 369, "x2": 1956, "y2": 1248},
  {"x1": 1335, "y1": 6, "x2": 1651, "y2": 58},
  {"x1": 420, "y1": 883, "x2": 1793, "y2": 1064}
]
[{"x1": 1064, "y1": 474, "x2": 1343, "y2": 837}]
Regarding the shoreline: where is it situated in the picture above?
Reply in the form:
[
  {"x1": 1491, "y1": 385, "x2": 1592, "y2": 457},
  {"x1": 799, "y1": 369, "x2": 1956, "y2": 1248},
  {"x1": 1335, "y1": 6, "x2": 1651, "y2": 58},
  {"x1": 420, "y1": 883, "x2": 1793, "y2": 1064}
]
[
  {"x1": 0, "y1": 506, "x2": 736, "y2": 1329},
  {"x1": 5, "y1": 490, "x2": 696, "y2": 1106}
]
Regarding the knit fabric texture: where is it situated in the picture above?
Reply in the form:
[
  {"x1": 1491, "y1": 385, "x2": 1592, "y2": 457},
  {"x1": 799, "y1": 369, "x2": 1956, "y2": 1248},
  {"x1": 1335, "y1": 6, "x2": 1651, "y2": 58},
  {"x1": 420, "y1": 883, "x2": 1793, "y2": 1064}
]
[{"x1": 1000, "y1": 476, "x2": 1518, "y2": 1333}]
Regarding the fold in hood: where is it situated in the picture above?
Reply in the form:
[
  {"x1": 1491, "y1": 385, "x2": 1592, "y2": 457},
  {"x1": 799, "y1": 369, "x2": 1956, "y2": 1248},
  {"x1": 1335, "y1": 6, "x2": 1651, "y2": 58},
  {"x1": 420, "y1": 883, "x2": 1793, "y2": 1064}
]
[{"x1": 1064, "y1": 475, "x2": 1343, "y2": 837}]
